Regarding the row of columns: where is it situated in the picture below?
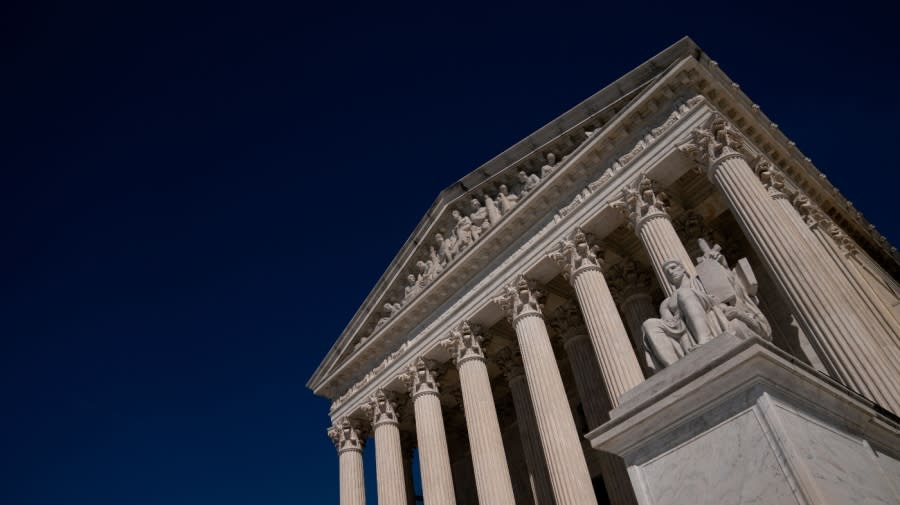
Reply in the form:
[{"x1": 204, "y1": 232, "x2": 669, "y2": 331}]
[{"x1": 328, "y1": 112, "x2": 900, "y2": 504}]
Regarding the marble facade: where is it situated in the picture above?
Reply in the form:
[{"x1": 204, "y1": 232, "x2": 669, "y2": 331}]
[{"x1": 309, "y1": 37, "x2": 900, "y2": 504}]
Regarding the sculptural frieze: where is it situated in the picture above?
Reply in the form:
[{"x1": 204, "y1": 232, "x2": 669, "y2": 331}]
[
  {"x1": 642, "y1": 238, "x2": 771, "y2": 371},
  {"x1": 352, "y1": 96, "x2": 712, "y2": 356}
]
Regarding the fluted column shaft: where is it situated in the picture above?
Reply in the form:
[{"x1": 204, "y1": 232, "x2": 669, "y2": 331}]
[
  {"x1": 707, "y1": 152, "x2": 900, "y2": 412},
  {"x1": 514, "y1": 310, "x2": 598, "y2": 505},
  {"x1": 773, "y1": 193, "x2": 900, "y2": 350},
  {"x1": 804, "y1": 212, "x2": 900, "y2": 351},
  {"x1": 619, "y1": 292, "x2": 656, "y2": 376},
  {"x1": 570, "y1": 266, "x2": 644, "y2": 407},
  {"x1": 636, "y1": 213, "x2": 696, "y2": 298},
  {"x1": 561, "y1": 333, "x2": 637, "y2": 505},
  {"x1": 408, "y1": 363, "x2": 457, "y2": 505},
  {"x1": 374, "y1": 421, "x2": 407, "y2": 505},
  {"x1": 561, "y1": 333, "x2": 610, "y2": 427},
  {"x1": 339, "y1": 449, "x2": 366, "y2": 505},
  {"x1": 457, "y1": 356, "x2": 517, "y2": 505},
  {"x1": 330, "y1": 421, "x2": 367, "y2": 505},
  {"x1": 506, "y1": 372, "x2": 555, "y2": 505}
]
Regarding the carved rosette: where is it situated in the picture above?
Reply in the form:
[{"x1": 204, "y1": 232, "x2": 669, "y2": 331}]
[
  {"x1": 441, "y1": 321, "x2": 486, "y2": 367},
  {"x1": 494, "y1": 347, "x2": 525, "y2": 381},
  {"x1": 611, "y1": 174, "x2": 672, "y2": 232},
  {"x1": 548, "y1": 300, "x2": 589, "y2": 345},
  {"x1": 400, "y1": 358, "x2": 441, "y2": 400},
  {"x1": 327, "y1": 417, "x2": 367, "y2": 454},
  {"x1": 549, "y1": 227, "x2": 604, "y2": 281},
  {"x1": 678, "y1": 113, "x2": 746, "y2": 177},
  {"x1": 493, "y1": 274, "x2": 545, "y2": 324}
]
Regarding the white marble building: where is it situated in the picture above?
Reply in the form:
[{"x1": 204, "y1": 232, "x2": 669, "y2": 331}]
[{"x1": 307, "y1": 37, "x2": 900, "y2": 505}]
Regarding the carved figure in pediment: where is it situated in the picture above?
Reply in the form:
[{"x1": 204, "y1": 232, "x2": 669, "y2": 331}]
[
  {"x1": 518, "y1": 170, "x2": 541, "y2": 195},
  {"x1": 434, "y1": 232, "x2": 453, "y2": 264},
  {"x1": 642, "y1": 239, "x2": 771, "y2": 371},
  {"x1": 427, "y1": 246, "x2": 443, "y2": 277},
  {"x1": 497, "y1": 184, "x2": 518, "y2": 214},
  {"x1": 540, "y1": 152, "x2": 558, "y2": 178},
  {"x1": 469, "y1": 197, "x2": 490, "y2": 234},
  {"x1": 483, "y1": 193, "x2": 502, "y2": 225},
  {"x1": 415, "y1": 260, "x2": 435, "y2": 284},
  {"x1": 403, "y1": 273, "x2": 423, "y2": 302},
  {"x1": 452, "y1": 209, "x2": 477, "y2": 249},
  {"x1": 374, "y1": 302, "x2": 402, "y2": 330}
]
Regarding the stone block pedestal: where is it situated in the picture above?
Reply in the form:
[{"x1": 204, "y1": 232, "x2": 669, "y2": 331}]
[{"x1": 586, "y1": 334, "x2": 900, "y2": 505}]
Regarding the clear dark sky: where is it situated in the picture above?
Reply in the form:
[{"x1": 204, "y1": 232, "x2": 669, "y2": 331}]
[{"x1": 2, "y1": 1, "x2": 899, "y2": 504}]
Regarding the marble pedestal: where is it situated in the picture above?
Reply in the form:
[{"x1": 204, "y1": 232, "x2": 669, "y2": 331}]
[{"x1": 586, "y1": 334, "x2": 900, "y2": 505}]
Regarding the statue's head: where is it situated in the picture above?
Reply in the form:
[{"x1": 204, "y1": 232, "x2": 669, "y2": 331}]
[
  {"x1": 546, "y1": 152, "x2": 556, "y2": 164},
  {"x1": 662, "y1": 260, "x2": 686, "y2": 286},
  {"x1": 471, "y1": 198, "x2": 481, "y2": 209},
  {"x1": 518, "y1": 171, "x2": 528, "y2": 182},
  {"x1": 499, "y1": 184, "x2": 509, "y2": 194}
]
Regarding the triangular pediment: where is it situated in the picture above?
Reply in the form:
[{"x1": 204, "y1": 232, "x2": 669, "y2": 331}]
[{"x1": 307, "y1": 36, "x2": 900, "y2": 401}]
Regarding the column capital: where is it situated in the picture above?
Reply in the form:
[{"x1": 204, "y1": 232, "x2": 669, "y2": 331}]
[
  {"x1": 548, "y1": 227, "x2": 605, "y2": 281},
  {"x1": 751, "y1": 156, "x2": 788, "y2": 200},
  {"x1": 793, "y1": 193, "x2": 859, "y2": 257},
  {"x1": 441, "y1": 320, "x2": 486, "y2": 366},
  {"x1": 494, "y1": 346, "x2": 525, "y2": 382},
  {"x1": 327, "y1": 417, "x2": 367, "y2": 454},
  {"x1": 678, "y1": 113, "x2": 746, "y2": 178},
  {"x1": 611, "y1": 173, "x2": 672, "y2": 232},
  {"x1": 548, "y1": 300, "x2": 589, "y2": 346},
  {"x1": 606, "y1": 258, "x2": 654, "y2": 302},
  {"x1": 364, "y1": 389, "x2": 401, "y2": 428},
  {"x1": 493, "y1": 274, "x2": 545, "y2": 323},
  {"x1": 400, "y1": 357, "x2": 442, "y2": 400}
]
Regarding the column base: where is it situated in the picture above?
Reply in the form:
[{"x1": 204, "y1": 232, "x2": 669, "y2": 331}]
[{"x1": 586, "y1": 333, "x2": 900, "y2": 505}]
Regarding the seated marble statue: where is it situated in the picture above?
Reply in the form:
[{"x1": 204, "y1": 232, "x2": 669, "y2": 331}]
[{"x1": 643, "y1": 240, "x2": 771, "y2": 371}]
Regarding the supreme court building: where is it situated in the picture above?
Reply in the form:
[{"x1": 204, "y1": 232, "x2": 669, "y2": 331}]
[{"x1": 307, "y1": 38, "x2": 900, "y2": 505}]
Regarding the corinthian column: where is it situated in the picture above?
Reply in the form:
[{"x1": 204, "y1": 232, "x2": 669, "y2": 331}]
[
  {"x1": 496, "y1": 347, "x2": 555, "y2": 505},
  {"x1": 549, "y1": 301, "x2": 611, "y2": 426},
  {"x1": 679, "y1": 113, "x2": 900, "y2": 413},
  {"x1": 612, "y1": 175, "x2": 696, "y2": 298},
  {"x1": 786, "y1": 188, "x2": 900, "y2": 351},
  {"x1": 328, "y1": 418, "x2": 367, "y2": 505},
  {"x1": 549, "y1": 228, "x2": 644, "y2": 406},
  {"x1": 494, "y1": 276, "x2": 598, "y2": 505},
  {"x1": 606, "y1": 259, "x2": 656, "y2": 377},
  {"x1": 549, "y1": 302, "x2": 638, "y2": 505},
  {"x1": 442, "y1": 322, "x2": 517, "y2": 505},
  {"x1": 366, "y1": 391, "x2": 408, "y2": 505},
  {"x1": 401, "y1": 358, "x2": 457, "y2": 505}
]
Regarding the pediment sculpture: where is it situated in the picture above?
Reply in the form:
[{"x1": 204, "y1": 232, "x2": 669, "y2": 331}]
[{"x1": 642, "y1": 239, "x2": 771, "y2": 371}]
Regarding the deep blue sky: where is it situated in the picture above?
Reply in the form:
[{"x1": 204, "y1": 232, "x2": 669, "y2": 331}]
[{"x1": 2, "y1": 1, "x2": 899, "y2": 504}]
